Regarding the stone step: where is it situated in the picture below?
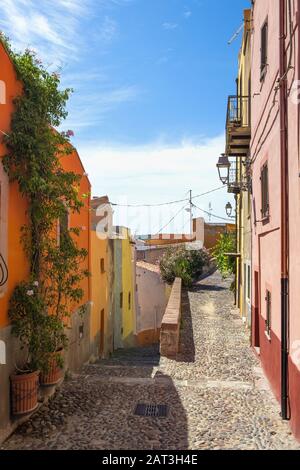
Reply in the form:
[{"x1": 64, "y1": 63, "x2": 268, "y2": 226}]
[{"x1": 97, "y1": 345, "x2": 160, "y2": 367}]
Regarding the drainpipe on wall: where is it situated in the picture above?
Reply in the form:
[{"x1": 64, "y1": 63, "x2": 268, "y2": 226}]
[{"x1": 279, "y1": 0, "x2": 290, "y2": 421}]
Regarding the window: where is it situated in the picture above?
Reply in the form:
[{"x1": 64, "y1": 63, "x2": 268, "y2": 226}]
[
  {"x1": 261, "y1": 20, "x2": 268, "y2": 81},
  {"x1": 128, "y1": 292, "x2": 131, "y2": 310},
  {"x1": 100, "y1": 258, "x2": 105, "y2": 273},
  {"x1": 120, "y1": 292, "x2": 123, "y2": 309},
  {"x1": 261, "y1": 163, "x2": 269, "y2": 219},
  {"x1": 265, "y1": 290, "x2": 271, "y2": 337},
  {"x1": 0, "y1": 80, "x2": 6, "y2": 104}
]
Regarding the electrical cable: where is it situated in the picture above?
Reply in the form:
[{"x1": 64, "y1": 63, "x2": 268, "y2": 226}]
[
  {"x1": 154, "y1": 204, "x2": 188, "y2": 236},
  {"x1": 192, "y1": 203, "x2": 233, "y2": 223},
  {"x1": 110, "y1": 186, "x2": 225, "y2": 208}
]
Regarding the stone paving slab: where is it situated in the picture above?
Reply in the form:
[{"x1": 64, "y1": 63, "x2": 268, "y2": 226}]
[{"x1": 2, "y1": 271, "x2": 300, "y2": 450}]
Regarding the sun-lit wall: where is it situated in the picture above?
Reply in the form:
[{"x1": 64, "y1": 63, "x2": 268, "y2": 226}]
[
  {"x1": 0, "y1": 41, "x2": 29, "y2": 328},
  {"x1": 90, "y1": 232, "x2": 111, "y2": 358},
  {"x1": 121, "y1": 229, "x2": 136, "y2": 347}
]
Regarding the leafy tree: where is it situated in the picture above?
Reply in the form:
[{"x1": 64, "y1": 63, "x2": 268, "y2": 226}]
[{"x1": 213, "y1": 233, "x2": 236, "y2": 278}]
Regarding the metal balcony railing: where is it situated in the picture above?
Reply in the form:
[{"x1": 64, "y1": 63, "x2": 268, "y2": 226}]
[
  {"x1": 0, "y1": 253, "x2": 8, "y2": 287},
  {"x1": 227, "y1": 159, "x2": 250, "y2": 194},
  {"x1": 226, "y1": 95, "x2": 250, "y2": 129}
]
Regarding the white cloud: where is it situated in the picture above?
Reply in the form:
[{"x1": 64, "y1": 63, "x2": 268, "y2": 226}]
[
  {"x1": 184, "y1": 11, "x2": 192, "y2": 19},
  {"x1": 162, "y1": 22, "x2": 178, "y2": 31},
  {"x1": 64, "y1": 85, "x2": 140, "y2": 130},
  {"x1": 77, "y1": 134, "x2": 233, "y2": 233},
  {"x1": 0, "y1": 0, "x2": 139, "y2": 124},
  {"x1": 0, "y1": 0, "x2": 88, "y2": 65},
  {"x1": 95, "y1": 16, "x2": 118, "y2": 43}
]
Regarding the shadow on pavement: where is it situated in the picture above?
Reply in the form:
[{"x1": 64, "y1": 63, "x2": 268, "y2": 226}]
[{"x1": 192, "y1": 284, "x2": 227, "y2": 292}]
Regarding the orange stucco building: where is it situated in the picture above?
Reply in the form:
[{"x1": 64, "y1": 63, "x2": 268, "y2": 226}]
[
  {"x1": 0, "y1": 40, "x2": 91, "y2": 441},
  {"x1": 0, "y1": 41, "x2": 29, "y2": 327}
]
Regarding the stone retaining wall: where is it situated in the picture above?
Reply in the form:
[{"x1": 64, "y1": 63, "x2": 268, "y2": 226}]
[{"x1": 160, "y1": 278, "x2": 182, "y2": 358}]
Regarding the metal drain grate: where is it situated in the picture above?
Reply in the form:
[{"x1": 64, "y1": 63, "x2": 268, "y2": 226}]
[{"x1": 134, "y1": 403, "x2": 168, "y2": 418}]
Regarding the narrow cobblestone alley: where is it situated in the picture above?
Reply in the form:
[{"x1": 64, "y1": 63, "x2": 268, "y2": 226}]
[{"x1": 2, "y1": 272, "x2": 300, "y2": 450}]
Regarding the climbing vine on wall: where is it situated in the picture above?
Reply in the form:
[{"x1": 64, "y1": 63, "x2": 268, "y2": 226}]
[{"x1": 0, "y1": 35, "x2": 89, "y2": 372}]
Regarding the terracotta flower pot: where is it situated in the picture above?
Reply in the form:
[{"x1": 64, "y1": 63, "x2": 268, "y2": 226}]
[
  {"x1": 40, "y1": 350, "x2": 63, "y2": 386},
  {"x1": 10, "y1": 370, "x2": 39, "y2": 416}
]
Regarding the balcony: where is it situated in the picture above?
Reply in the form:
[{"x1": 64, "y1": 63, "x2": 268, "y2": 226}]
[
  {"x1": 0, "y1": 253, "x2": 8, "y2": 287},
  {"x1": 226, "y1": 96, "x2": 251, "y2": 157},
  {"x1": 227, "y1": 159, "x2": 250, "y2": 194}
]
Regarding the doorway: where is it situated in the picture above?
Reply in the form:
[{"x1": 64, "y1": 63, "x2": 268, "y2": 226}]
[
  {"x1": 100, "y1": 309, "x2": 105, "y2": 357},
  {"x1": 253, "y1": 271, "x2": 260, "y2": 348}
]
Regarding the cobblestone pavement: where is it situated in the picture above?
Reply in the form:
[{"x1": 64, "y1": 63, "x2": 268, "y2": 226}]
[{"x1": 2, "y1": 272, "x2": 300, "y2": 450}]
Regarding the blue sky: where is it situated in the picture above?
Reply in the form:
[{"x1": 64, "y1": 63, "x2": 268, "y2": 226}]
[{"x1": 0, "y1": 0, "x2": 249, "y2": 234}]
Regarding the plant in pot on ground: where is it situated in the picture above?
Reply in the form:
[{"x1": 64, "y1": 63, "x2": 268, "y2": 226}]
[
  {"x1": 9, "y1": 282, "x2": 67, "y2": 413},
  {"x1": 1, "y1": 36, "x2": 89, "y2": 412}
]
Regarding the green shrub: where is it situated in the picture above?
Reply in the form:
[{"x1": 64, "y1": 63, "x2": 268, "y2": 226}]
[
  {"x1": 160, "y1": 246, "x2": 210, "y2": 287},
  {"x1": 213, "y1": 233, "x2": 236, "y2": 278}
]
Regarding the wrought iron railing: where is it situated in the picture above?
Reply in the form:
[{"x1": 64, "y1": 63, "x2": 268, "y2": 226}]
[
  {"x1": 227, "y1": 158, "x2": 250, "y2": 194},
  {"x1": 226, "y1": 95, "x2": 250, "y2": 129},
  {"x1": 0, "y1": 253, "x2": 8, "y2": 287}
]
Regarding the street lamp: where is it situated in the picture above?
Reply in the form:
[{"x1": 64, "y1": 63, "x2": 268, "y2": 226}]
[
  {"x1": 225, "y1": 202, "x2": 233, "y2": 218},
  {"x1": 216, "y1": 153, "x2": 230, "y2": 185}
]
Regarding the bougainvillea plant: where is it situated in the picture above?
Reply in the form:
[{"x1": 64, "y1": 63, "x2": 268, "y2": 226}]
[
  {"x1": 1, "y1": 35, "x2": 89, "y2": 373},
  {"x1": 160, "y1": 246, "x2": 211, "y2": 287}
]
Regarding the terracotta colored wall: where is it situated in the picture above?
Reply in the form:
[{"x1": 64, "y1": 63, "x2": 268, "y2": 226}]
[
  {"x1": 203, "y1": 223, "x2": 235, "y2": 250},
  {"x1": 0, "y1": 40, "x2": 91, "y2": 324},
  {"x1": 144, "y1": 237, "x2": 191, "y2": 247},
  {"x1": 60, "y1": 150, "x2": 91, "y2": 309},
  {"x1": 0, "y1": 42, "x2": 29, "y2": 328}
]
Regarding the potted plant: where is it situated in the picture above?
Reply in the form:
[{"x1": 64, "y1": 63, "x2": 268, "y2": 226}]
[
  {"x1": 40, "y1": 349, "x2": 64, "y2": 386},
  {"x1": 39, "y1": 322, "x2": 68, "y2": 387},
  {"x1": 9, "y1": 282, "x2": 45, "y2": 415}
]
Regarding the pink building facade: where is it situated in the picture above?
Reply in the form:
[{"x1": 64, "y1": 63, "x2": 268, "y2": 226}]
[{"x1": 251, "y1": 0, "x2": 300, "y2": 439}]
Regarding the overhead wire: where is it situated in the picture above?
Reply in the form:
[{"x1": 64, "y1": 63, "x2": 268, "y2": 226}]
[
  {"x1": 154, "y1": 204, "x2": 189, "y2": 236},
  {"x1": 110, "y1": 186, "x2": 226, "y2": 208},
  {"x1": 192, "y1": 203, "x2": 233, "y2": 223}
]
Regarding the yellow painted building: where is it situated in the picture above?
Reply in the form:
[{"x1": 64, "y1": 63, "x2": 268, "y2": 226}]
[
  {"x1": 235, "y1": 9, "x2": 252, "y2": 325},
  {"x1": 222, "y1": 9, "x2": 252, "y2": 324},
  {"x1": 90, "y1": 198, "x2": 136, "y2": 355},
  {"x1": 121, "y1": 228, "x2": 136, "y2": 347},
  {"x1": 90, "y1": 232, "x2": 114, "y2": 358}
]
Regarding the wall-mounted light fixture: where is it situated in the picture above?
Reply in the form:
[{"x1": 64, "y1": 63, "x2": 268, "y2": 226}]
[
  {"x1": 225, "y1": 202, "x2": 233, "y2": 218},
  {"x1": 216, "y1": 153, "x2": 230, "y2": 185}
]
